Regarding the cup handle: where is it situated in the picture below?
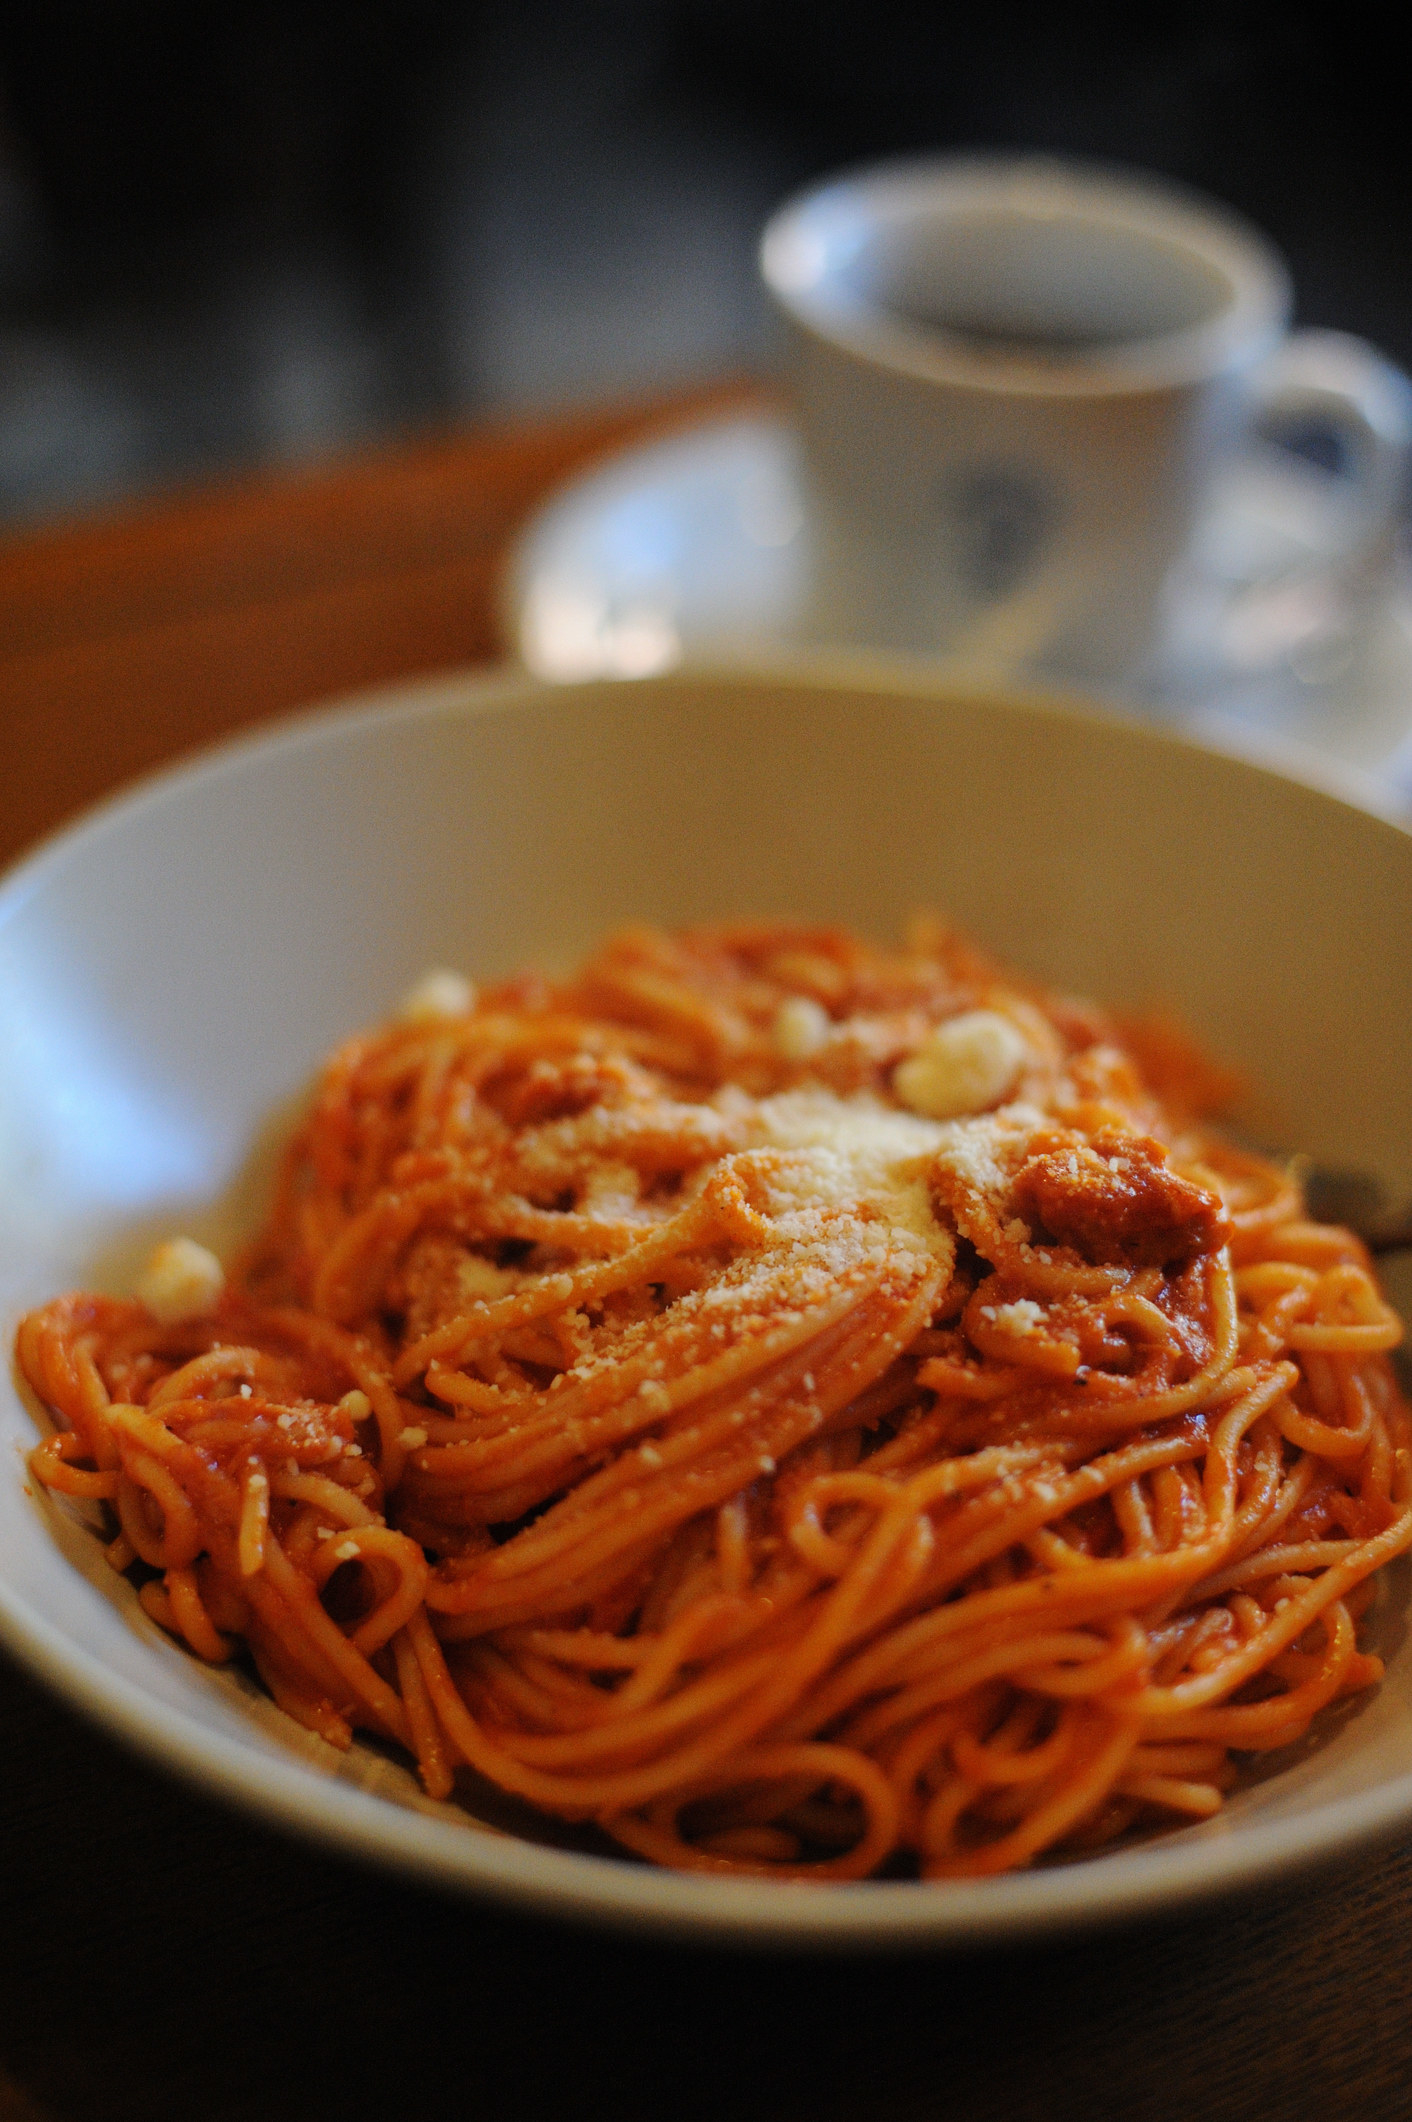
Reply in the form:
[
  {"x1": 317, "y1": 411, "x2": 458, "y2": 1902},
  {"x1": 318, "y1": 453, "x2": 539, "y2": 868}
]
[
  {"x1": 1242, "y1": 328, "x2": 1412, "y2": 568},
  {"x1": 1160, "y1": 331, "x2": 1412, "y2": 702}
]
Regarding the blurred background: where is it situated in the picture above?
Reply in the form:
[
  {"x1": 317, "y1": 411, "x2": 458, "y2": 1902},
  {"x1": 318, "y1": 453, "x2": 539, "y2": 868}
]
[{"x1": 1, "y1": 0, "x2": 1408, "y2": 528}]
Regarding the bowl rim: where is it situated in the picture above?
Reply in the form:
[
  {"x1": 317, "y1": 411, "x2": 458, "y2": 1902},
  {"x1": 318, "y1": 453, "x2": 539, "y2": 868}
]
[{"x1": 3, "y1": 657, "x2": 1410, "y2": 1952}]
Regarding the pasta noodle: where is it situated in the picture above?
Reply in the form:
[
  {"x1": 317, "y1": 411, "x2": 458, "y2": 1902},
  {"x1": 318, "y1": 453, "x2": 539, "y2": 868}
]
[{"x1": 18, "y1": 919, "x2": 1411, "y2": 1880}]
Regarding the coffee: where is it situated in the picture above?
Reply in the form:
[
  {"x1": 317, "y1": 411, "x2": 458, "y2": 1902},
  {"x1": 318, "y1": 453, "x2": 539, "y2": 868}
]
[
  {"x1": 886, "y1": 314, "x2": 1117, "y2": 362},
  {"x1": 836, "y1": 206, "x2": 1237, "y2": 371}
]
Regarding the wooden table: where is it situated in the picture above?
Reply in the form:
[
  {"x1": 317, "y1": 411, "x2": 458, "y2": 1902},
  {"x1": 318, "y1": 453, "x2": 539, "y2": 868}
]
[{"x1": 3, "y1": 389, "x2": 1411, "y2": 2122}]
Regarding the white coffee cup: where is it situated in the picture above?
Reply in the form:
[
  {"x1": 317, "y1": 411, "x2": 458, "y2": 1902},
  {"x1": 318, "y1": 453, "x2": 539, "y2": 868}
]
[{"x1": 760, "y1": 155, "x2": 1412, "y2": 687}]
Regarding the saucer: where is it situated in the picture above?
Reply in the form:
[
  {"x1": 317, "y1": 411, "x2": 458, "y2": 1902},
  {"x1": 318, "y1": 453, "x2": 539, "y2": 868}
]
[
  {"x1": 506, "y1": 414, "x2": 811, "y2": 680},
  {"x1": 505, "y1": 412, "x2": 1412, "y2": 810}
]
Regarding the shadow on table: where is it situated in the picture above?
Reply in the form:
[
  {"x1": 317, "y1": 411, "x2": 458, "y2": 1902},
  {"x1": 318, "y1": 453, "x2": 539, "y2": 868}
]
[{"x1": 3, "y1": 1642, "x2": 1411, "y2": 2122}]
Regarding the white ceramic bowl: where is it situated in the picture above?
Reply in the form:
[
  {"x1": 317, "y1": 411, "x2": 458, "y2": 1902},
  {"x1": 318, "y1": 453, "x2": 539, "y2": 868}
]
[{"x1": 3, "y1": 664, "x2": 1410, "y2": 1949}]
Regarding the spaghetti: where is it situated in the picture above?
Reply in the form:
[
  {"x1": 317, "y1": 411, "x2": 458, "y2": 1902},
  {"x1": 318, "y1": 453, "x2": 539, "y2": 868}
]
[{"x1": 18, "y1": 920, "x2": 1411, "y2": 1880}]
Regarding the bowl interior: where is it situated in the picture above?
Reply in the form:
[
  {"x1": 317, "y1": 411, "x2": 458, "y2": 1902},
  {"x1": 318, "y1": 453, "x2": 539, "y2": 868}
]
[{"x1": 2, "y1": 665, "x2": 1410, "y2": 1947}]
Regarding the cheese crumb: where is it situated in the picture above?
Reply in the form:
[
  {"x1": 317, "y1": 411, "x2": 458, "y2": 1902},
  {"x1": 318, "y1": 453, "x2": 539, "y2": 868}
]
[
  {"x1": 336, "y1": 1390, "x2": 372, "y2": 1421},
  {"x1": 397, "y1": 1425, "x2": 428, "y2": 1449},
  {"x1": 334, "y1": 1540, "x2": 360, "y2": 1563},
  {"x1": 893, "y1": 1011, "x2": 1029, "y2": 1120},
  {"x1": 136, "y1": 1237, "x2": 225, "y2": 1326},
  {"x1": 397, "y1": 968, "x2": 476, "y2": 1023},
  {"x1": 457, "y1": 1256, "x2": 516, "y2": 1301},
  {"x1": 639, "y1": 1443, "x2": 665, "y2": 1469},
  {"x1": 991, "y1": 1298, "x2": 1045, "y2": 1335},
  {"x1": 772, "y1": 994, "x2": 831, "y2": 1061}
]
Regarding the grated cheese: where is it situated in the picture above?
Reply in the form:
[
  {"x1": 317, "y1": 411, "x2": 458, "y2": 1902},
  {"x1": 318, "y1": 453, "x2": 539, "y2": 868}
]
[
  {"x1": 771, "y1": 994, "x2": 832, "y2": 1061},
  {"x1": 457, "y1": 1255, "x2": 518, "y2": 1301},
  {"x1": 135, "y1": 1237, "x2": 225, "y2": 1326},
  {"x1": 991, "y1": 1298, "x2": 1045, "y2": 1335},
  {"x1": 893, "y1": 1010, "x2": 1029, "y2": 1120},
  {"x1": 397, "y1": 968, "x2": 476, "y2": 1022},
  {"x1": 752, "y1": 1088, "x2": 954, "y2": 1259}
]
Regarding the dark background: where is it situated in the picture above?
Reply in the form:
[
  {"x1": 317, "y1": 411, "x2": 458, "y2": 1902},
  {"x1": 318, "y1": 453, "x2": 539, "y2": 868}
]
[{"x1": 1, "y1": 0, "x2": 1409, "y2": 524}]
